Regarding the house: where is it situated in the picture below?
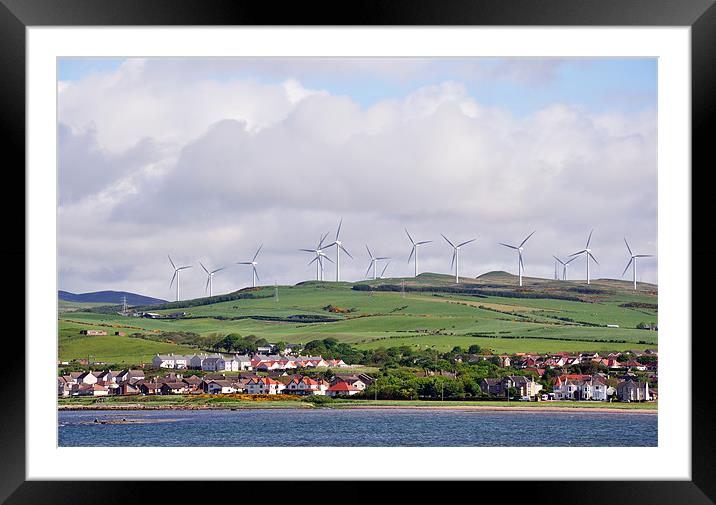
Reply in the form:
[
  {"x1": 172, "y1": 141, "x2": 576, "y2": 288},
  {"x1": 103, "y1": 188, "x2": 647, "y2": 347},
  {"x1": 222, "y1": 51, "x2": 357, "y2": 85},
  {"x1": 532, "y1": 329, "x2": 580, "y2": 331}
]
[
  {"x1": 117, "y1": 382, "x2": 141, "y2": 395},
  {"x1": 95, "y1": 371, "x2": 117, "y2": 383},
  {"x1": 57, "y1": 377, "x2": 72, "y2": 397},
  {"x1": 76, "y1": 371, "x2": 98, "y2": 385},
  {"x1": 138, "y1": 383, "x2": 163, "y2": 395},
  {"x1": 500, "y1": 376, "x2": 543, "y2": 399},
  {"x1": 114, "y1": 369, "x2": 145, "y2": 383},
  {"x1": 152, "y1": 354, "x2": 190, "y2": 369},
  {"x1": 553, "y1": 374, "x2": 612, "y2": 401},
  {"x1": 114, "y1": 331, "x2": 126, "y2": 336},
  {"x1": 204, "y1": 380, "x2": 239, "y2": 394},
  {"x1": 331, "y1": 375, "x2": 367, "y2": 390},
  {"x1": 160, "y1": 382, "x2": 190, "y2": 395},
  {"x1": 617, "y1": 380, "x2": 651, "y2": 402},
  {"x1": 478, "y1": 378, "x2": 503, "y2": 396},
  {"x1": 284, "y1": 376, "x2": 329, "y2": 395},
  {"x1": 189, "y1": 354, "x2": 212, "y2": 369},
  {"x1": 80, "y1": 329, "x2": 107, "y2": 336},
  {"x1": 76, "y1": 384, "x2": 109, "y2": 396},
  {"x1": 245, "y1": 377, "x2": 286, "y2": 395},
  {"x1": 326, "y1": 381, "x2": 361, "y2": 396}
]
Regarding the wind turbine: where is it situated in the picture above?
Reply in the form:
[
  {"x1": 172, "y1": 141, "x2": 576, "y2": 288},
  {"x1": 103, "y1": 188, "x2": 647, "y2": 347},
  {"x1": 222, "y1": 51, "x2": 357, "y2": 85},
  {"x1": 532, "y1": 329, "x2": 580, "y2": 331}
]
[
  {"x1": 622, "y1": 238, "x2": 653, "y2": 290},
  {"x1": 500, "y1": 231, "x2": 535, "y2": 287},
  {"x1": 406, "y1": 229, "x2": 432, "y2": 277},
  {"x1": 326, "y1": 219, "x2": 353, "y2": 282},
  {"x1": 168, "y1": 255, "x2": 192, "y2": 301},
  {"x1": 569, "y1": 229, "x2": 599, "y2": 285},
  {"x1": 553, "y1": 255, "x2": 578, "y2": 280},
  {"x1": 441, "y1": 234, "x2": 476, "y2": 284},
  {"x1": 365, "y1": 244, "x2": 390, "y2": 280},
  {"x1": 199, "y1": 262, "x2": 225, "y2": 297},
  {"x1": 237, "y1": 244, "x2": 263, "y2": 288},
  {"x1": 300, "y1": 233, "x2": 333, "y2": 281}
]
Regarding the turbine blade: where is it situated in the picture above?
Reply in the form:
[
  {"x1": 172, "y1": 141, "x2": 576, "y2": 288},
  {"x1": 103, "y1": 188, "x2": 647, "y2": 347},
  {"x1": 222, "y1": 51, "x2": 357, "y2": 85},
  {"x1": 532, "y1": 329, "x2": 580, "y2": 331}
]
[
  {"x1": 500, "y1": 243, "x2": 518, "y2": 250},
  {"x1": 519, "y1": 252, "x2": 524, "y2": 272},
  {"x1": 623, "y1": 237, "x2": 633, "y2": 256},
  {"x1": 253, "y1": 265, "x2": 260, "y2": 282},
  {"x1": 340, "y1": 244, "x2": 353, "y2": 259},
  {"x1": 588, "y1": 252, "x2": 599, "y2": 265},
  {"x1": 237, "y1": 262, "x2": 252, "y2": 265},
  {"x1": 450, "y1": 250, "x2": 456, "y2": 271},
  {"x1": 212, "y1": 267, "x2": 226, "y2": 274},
  {"x1": 405, "y1": 228, "x2": 415, "y2": 245},
  {"x1": 178, "y1": 265, "x2": 192, "y2": 270},
  {"x1": 457, "y1": 238, "x2": 476, "y2": 247},
  {"x1": 408, "y1": 246, "x2": 415, "y2": 263},
  {"x1": 585, "y1": 229, "x2": 593, "y2": 248},
  {"x1": 519, "y1": 231, "x2": 536, "y2": 248},
  {"x1": 366, "y1": 262, "x2": 373, "y2": 278},
  {"x1": 253, "y1": 244, "x2": 263, "y2": 262},
  {"x1": 366, "y1": 244, "x2": 373, "y2": 259},
  {"x1": 308, "y1": 256, "x2": 319, "y2": 266},
  {"x1": 416, "y1": 240, "x2": 432, "y2": 245},
  {"x1": 168, "y1": 255, "x2": 176, "y2": 270},
  {"x1": 169, "y1": 271, "x2": 177, "y2": 289},
  {"x1": 441, "y1": 234, "x2": 455, "y2": 248},
  {"x1": 376, "y1": 256, "x2": 390, "y2": 260},
  {"x1": 323, "y1": 255, "x2": 335, "y2": 264},
  {"x1": 335, "y1": 218, "x2": 342, "y2": 241},
  {"x1": 635, "y1": 254, "x2": 653, "y2": 258},
  {"x1": 552, "y1": 255, "x2": 565, "y2": 266},
  {"x1": 622, "y1": 258, "x2": 633, "y2": 277},
  {"x1": 565, "y1": 256, "x2": 578, "y2": 264},
  {"x1": 205, "y1": 276, "x2": 211, "y2": 294},
  {"x1": 299, "y1": 249, "x2": 316, "y2": 253},
  {"x1": 381, "y1": 261, "x2": 390, "y2": 278},
  {"x1": 318, "y1": 232, "x2": 329, "y2": 249},
  {"x1": 569, "y1": 250, "x2": 586, "y2": 257},
  {"x1": 199, "y1": 261, "x2": 209, "y2": 275}
]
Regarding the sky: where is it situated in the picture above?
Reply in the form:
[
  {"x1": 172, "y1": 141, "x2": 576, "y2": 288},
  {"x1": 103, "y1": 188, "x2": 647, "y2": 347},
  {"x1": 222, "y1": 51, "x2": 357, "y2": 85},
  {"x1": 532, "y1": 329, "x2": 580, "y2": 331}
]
[{"x1": 57, "y1": 57, "x2": 658, "y2": 300}]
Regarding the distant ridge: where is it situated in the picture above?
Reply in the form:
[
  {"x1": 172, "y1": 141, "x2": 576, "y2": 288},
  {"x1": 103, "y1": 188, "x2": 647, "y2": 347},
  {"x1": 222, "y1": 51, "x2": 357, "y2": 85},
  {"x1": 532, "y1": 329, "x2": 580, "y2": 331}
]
[{"x1": 58, "y1": 290, "x2": 167, "y2": 306}]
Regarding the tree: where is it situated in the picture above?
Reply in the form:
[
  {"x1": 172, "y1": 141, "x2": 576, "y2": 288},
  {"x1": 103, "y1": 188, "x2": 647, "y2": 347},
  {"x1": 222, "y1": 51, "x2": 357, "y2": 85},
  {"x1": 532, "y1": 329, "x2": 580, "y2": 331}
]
[{"x1": 468, "y1": 344, "x2": 482, "y2": 354}]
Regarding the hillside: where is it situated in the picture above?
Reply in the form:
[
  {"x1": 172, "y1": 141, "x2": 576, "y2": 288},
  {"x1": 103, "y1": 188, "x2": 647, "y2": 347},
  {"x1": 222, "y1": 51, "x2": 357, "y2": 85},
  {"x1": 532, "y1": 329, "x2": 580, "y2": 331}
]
[
  {"x1": 59, "y1": 290, "x2": 167, "y2": 306},
  {"x1": 58, "y1": 273, "x2": 658, "y2": 366}
]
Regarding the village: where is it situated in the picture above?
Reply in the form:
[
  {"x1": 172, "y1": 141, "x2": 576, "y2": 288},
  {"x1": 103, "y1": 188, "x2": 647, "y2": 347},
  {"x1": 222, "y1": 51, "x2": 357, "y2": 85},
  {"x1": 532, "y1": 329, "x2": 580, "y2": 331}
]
[{"x1": 58, "y1": 341, "x2": 657, "y2": 403}]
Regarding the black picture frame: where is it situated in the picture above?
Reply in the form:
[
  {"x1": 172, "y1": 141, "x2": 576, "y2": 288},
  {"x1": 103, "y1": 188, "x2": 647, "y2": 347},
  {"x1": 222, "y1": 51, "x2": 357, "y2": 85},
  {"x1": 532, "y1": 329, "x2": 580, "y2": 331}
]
[{"x1": 2, "y1": 0, "x2": 712, "y2": 503}]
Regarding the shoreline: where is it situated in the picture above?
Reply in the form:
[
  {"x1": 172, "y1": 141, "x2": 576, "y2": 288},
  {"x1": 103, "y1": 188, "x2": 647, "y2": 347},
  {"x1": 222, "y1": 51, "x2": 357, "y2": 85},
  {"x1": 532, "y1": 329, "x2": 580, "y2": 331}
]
[{"x1": 58, "y1": 403, "x2": 657, "y2": 414}]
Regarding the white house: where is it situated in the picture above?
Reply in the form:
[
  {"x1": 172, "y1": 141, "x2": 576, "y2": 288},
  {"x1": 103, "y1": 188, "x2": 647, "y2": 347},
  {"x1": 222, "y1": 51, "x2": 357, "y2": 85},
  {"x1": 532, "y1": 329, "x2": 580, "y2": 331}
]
[
  {"x1": 205, "y1": 380, "x2": 242, "y2": 394},
  {"x1": 284, "y1": 376, "x2": 328, "y2": 395},
  {"x1": 245, "y1": 377, "x2": 286, "y2": 395},
  {"x1": 152, "y1": 354, "x2": 190, "y2": 369}
]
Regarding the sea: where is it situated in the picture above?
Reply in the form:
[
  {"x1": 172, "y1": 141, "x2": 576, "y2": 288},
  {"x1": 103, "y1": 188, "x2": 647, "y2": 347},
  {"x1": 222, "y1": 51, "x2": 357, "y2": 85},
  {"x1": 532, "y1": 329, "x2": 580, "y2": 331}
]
[{"x1": 58, "y1": 408, "x2": 657, "y2": 447}]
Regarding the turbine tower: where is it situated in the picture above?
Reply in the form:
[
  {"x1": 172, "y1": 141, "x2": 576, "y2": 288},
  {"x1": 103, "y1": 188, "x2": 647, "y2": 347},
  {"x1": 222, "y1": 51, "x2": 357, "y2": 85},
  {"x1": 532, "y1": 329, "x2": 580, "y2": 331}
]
[
  {"x1": 199, "y1": 262, "x2": 225, "y2": 297},
  {"x1": 622, "y1": 238, "x2": 653, "y2": 290},
  {"x1": 327, "y1": 219, "x2": 353, "y2": 282},
  {"x1": 300, "y1": 233, "x2": 332, "y2": 281},
  {"x1": 441, "y1": 234, "x2": 476, "y2": 284},
  {"x1": 570, "y1": 229, "x2": 599, "y2": 285},
  {"x1": 406, "y1": 229, "x2": 431, "y2": 277},
  {"x1": 499, "y1": 231, "x2": 535, "y2": 287},
  {"x1": 237, "y1": 244, "x2": 263, "y2": 288},
  {"x1": 168, "y1": 255, "x2": 192, "y2": 301},
  {"x1": 365, "y1": 244, "x2": 390, "y2": 280},
  {"x1": 553, "y1": 255, "x2": 578, "y2": 280}
]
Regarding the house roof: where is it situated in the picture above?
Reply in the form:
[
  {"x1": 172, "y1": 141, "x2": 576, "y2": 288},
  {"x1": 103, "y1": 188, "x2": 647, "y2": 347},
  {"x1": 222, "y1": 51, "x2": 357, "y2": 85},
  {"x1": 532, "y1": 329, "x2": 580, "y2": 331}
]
[{"x1": 327, "y1": 382, "x2": 359, "y2": 392}]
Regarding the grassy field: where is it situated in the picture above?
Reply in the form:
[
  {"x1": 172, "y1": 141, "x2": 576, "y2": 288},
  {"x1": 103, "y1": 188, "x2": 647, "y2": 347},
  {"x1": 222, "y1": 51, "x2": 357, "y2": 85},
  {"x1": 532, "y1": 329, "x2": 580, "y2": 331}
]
[{"x1": 58, "y1": 272, "x2": 657, "y2": 364}]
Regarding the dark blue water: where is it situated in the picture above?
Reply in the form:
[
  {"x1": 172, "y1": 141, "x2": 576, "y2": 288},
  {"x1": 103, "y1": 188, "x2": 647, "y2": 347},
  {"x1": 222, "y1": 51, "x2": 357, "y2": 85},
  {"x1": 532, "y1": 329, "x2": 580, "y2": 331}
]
[{"x1": 58, "y1": 409, "x2": 657, "y2": 447}]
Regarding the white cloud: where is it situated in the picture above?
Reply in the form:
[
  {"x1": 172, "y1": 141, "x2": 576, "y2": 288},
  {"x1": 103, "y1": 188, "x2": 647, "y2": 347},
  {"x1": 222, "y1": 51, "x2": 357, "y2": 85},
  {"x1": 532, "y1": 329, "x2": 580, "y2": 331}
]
[{"x1": 58, "y1": 61, "x2": 657, "y2": 299}]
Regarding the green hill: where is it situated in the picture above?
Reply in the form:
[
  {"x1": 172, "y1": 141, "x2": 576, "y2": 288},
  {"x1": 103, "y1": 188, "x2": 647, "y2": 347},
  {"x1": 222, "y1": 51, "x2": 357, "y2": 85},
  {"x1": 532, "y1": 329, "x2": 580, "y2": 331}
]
[{"x1": 58, "y1": 273, "x2": 658, "y2": 365}]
